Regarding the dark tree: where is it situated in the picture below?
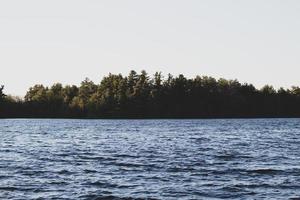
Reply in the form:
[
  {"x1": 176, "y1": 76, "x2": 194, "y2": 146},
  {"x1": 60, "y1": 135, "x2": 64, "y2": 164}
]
[{"x1": 1, "y1": 71, "x2": 300, "y2": 118}]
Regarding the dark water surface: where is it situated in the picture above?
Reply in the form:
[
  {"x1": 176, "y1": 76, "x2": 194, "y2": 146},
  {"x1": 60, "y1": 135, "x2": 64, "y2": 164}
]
[{"x1": 1, "y1": 119, "x2": 300, "y2": 199}]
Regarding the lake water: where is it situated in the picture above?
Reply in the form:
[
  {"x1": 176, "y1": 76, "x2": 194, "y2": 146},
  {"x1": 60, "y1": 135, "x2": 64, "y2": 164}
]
[{"x1": 1, "y1": 119, "x2": 300, "y2": 199}]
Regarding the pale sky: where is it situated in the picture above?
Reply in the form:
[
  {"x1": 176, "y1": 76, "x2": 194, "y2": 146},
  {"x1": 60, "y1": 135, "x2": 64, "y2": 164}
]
[{"x1": 0, "y1": 0, "x2": 300, "y2": 96}]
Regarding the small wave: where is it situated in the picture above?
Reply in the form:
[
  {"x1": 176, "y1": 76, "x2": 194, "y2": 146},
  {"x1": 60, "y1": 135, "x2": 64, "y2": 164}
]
[
  {"x1": 78, "y1": 155, "x2": 117, "y2": 161},
  {"x1": 113, "y1": 162, "x2": 156, "y2": 168},
  {"x1": 88, "y1": 181, "x2": 119, "y2": 188},
  {"x1": 0, "y1": 175, "x2": 12, "y2": 179},
  {"x1": 221, "y1": 185, "x2": 257, "y2": 195},
  {"x1": 193, "y1": 137, "x2": 211, "y2": 143},
  {"x1": 47, "y1": 181, "x2": 68, "y2": 185},
  {"x1": 215, "y1": 154, "x2": 236, "y2": 160},
  {"x1": 0, "y1": 186, "x2": 17, "y2": 191},
  {"x1": 0, "y1": 186, "x2": 34, "y2": 192},
  {"x1": 215, "y1": 152, "x2": 252, "y2": 161},
  {"x1": 84, "y1": 169, "x2": 98, "y2": 173},
  {"x1": 21, "y1": 170, "x2": 47, "y2": 176},
  {"x1": 166, "y1": 166, "x2": 197, "y2": 172},
  {"x1": 231, "y1": 183, "x2": 281, "y2": 189},
  {"x1": 289, "y1": 196, "x2": 300, "y2": 200},
  {"x1": 247, "y1": 168, "x2": 283, "y2": 175},
  {"x1": 113, "y1": 154, "x2": 139, "y2": 159},
  {"x1": 81, "y1": 195, "x2": 158, "y2": 200},
  {"x1": 87, "y1": 182, "x2": 141, "y2": 190},
  {"x1": 56, "y1": 169, "x2": 75, "y2": 175}
]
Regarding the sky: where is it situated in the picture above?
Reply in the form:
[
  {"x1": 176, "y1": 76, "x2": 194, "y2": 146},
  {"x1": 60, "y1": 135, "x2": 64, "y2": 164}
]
[{"x1": 0, "y1": 0, "x2": 300, "y2": 96}]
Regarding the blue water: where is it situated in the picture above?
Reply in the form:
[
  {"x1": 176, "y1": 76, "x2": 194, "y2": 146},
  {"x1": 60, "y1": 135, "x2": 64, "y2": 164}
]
[{"x1": 1, "y1": 119, "x2": 300, "y2": 199}]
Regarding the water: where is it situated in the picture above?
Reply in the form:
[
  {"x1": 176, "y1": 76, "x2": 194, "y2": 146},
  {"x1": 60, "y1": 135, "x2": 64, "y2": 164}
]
[{"x1": 1, "y1": 119, "x2": 300, "y2": 199}]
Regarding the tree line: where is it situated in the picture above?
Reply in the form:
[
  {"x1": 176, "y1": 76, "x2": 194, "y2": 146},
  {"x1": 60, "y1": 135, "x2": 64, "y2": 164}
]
[{"x1": 1, "y1": 70, "x2": 300, "y2": 118}]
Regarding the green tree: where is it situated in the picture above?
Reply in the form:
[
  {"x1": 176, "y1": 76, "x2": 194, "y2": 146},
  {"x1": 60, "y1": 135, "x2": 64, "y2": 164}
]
[
  {"x1": 261, "y1": 85, "x2": 276, "y2": 95},
  {"x1": 25, "y1": 84, "x2": 48, "y2": 102},
  {"x1": 63, "y1": 85, "x2": 79, "y2": 105},
  {"x1": 0, "y1": 85, "x2": 5, "y2": 101},
  {"x1": 72, "y1": 78, "x2": 97, "y2": 110}
]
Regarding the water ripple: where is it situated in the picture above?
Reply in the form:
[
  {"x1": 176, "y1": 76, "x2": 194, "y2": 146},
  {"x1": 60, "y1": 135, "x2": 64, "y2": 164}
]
[{"x1": 1, "y1": 119, "x2": 300, "y2": 199}]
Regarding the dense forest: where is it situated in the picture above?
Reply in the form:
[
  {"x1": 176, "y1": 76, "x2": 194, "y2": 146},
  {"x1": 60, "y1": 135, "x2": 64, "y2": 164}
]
[{"x1": 1, "y1": 70, "x2": 300, "y2": 118}]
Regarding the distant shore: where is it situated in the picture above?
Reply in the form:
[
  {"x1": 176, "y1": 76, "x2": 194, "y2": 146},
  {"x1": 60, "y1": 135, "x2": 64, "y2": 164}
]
[{"x1": 1, "y1": 70, "x2": 300, "y2": 118}]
